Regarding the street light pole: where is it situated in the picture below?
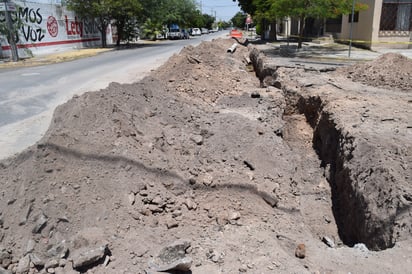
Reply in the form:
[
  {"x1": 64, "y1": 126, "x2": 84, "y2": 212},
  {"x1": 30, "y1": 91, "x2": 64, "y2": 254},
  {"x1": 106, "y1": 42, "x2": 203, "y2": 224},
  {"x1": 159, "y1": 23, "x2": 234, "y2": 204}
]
[{"x1": 3, "y1": 0, "x2": 19, "y2": 61}]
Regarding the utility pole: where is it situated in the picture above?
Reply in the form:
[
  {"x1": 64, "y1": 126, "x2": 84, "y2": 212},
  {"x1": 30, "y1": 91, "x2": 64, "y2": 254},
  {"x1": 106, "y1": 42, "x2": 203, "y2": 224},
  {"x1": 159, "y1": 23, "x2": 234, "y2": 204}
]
[
  {"x1": 348, "y1": 0, "x2": 355, "y2": 58},
  {"x1": 3, "y1": 0, "x2": 19, "y2": 61}
]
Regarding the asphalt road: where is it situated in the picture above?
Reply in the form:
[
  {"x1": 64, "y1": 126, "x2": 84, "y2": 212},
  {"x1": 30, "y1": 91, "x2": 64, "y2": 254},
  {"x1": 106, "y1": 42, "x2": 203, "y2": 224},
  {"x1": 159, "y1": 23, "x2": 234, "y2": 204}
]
[{"x1": 0, "y1": 31, "x2": 229, "y2": 160}]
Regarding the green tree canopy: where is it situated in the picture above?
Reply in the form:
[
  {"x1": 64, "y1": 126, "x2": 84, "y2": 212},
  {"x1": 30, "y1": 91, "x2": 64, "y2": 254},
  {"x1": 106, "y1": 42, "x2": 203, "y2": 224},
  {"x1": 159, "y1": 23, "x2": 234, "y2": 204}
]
[
  {"x1": 236, "y1": 0, "x2": 368, "y2": 47},
  {"x1": 109, "y1": 0, "x2": 142, "y2": 46},
  {"x1": 67, "y1": 0, "x2": 142, "y2": 46},
  {"x1": 231, "y1": 12, "x2": 247, "y2": 29}
]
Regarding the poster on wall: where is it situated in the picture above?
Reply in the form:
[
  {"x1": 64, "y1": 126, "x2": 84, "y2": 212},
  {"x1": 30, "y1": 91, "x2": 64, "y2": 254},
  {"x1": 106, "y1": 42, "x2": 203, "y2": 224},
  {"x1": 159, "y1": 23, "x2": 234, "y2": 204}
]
[{"x1": 0, "y1": 1, "x2": 112, "y2": 58}]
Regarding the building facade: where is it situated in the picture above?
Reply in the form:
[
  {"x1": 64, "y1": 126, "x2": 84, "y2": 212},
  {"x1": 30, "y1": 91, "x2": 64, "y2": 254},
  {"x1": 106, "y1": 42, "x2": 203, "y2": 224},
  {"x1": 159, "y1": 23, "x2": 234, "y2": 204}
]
[
  {"x1": 0, "y1": 0, "x2": 113, "y2": 58},
  {"x1": 332, "y1": 0, "x2": 412, "y2": 49}
]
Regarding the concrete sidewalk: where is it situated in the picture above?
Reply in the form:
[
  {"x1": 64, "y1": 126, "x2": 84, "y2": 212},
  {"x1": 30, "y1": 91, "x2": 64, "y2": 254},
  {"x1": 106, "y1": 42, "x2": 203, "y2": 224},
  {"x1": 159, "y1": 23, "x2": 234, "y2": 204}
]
[
  {"x1": 250, "y1": 40, "x2": 412, "y2": 72},
  {"x1": 258, "y1": 40, "x2": 412, "y2": 61}
]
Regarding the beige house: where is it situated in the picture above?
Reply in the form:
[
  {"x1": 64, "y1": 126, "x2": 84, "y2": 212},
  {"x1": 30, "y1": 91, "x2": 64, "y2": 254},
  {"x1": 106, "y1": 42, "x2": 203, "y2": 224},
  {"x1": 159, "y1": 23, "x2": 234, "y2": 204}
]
[
  {"x1": 279, "y1": 0, "x2": 412, "y2": 49},
  {"x1": 331, "y1": 0, "x2": 412, "y2": 49}
]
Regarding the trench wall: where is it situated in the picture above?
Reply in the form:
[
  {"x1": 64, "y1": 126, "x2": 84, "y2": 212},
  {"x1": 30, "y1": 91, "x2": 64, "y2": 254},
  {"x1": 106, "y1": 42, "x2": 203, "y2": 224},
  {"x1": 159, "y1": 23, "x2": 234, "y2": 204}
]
[{"x1": 249, "y1": 47, "x2": 410, "y2": 250}]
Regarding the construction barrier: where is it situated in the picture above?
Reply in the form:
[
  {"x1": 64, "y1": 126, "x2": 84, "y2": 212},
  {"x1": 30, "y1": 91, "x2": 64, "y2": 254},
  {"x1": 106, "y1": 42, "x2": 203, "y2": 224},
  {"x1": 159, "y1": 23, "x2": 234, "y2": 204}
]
[{"x1": 230, "y1": 29, "x2": 243, "y2": 39}]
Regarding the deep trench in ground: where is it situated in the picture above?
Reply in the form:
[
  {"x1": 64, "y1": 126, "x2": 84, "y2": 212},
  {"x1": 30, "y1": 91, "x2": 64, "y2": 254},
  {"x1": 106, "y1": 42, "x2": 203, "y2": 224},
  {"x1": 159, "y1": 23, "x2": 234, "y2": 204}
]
[
  {"x1": 282, "y1": 87, "x2": 366, "y2": 248},
  {"x1": 250, "y1": 53, "x2": 395, "y2": 251}
]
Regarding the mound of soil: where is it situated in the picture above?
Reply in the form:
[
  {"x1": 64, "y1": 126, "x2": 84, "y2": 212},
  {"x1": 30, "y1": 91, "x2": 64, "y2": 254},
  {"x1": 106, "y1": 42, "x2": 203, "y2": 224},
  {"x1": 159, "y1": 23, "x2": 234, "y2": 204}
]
[
  {"x1": 336, "y1": 52, "x2": 412, "y2": 91},
  {"x1": 155, "y1": 39, "x2": 256, "y2": 103},
  {"x1": 0, "y1": 39, "x2": 411, "y2": 274}
]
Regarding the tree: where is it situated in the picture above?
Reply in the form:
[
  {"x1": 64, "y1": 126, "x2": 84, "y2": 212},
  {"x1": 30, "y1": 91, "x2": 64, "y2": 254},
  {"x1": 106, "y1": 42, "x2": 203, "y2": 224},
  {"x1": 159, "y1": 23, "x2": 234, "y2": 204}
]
[
  {"x1": 201, "y1": 14, "x2": 215, "y2": 29},
  {"x1": 108, "y1": 0, "x2": 142, "y2": 46},
  {"x1": 0, "y1": 3, "x2": 27, "y2": 61},
  {"x1": 186, "y1": 9, "x2": 204, "y2": 28},
  {"x1": 236, "y1": 0, "x2": 368, "y2": 48},
  {"x1": 66, "y1": 0, "x2": 142, "y2": 47},
  {"x1": 66, "y1": 0, "x2": 112, "y2": 47},
  {"x1": 140, "y1": 0, "x2": 199, "y2": 38},
  {"x1": 231, "y1": 12, "x2": 247, "y2": 29}
]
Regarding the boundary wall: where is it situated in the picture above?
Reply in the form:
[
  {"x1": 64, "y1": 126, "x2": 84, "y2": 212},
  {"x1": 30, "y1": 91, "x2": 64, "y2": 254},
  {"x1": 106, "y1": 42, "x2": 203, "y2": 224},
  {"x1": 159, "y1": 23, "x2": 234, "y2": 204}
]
[{"x1": 0, "y1": 0, "x2": 113, "y2": 58}]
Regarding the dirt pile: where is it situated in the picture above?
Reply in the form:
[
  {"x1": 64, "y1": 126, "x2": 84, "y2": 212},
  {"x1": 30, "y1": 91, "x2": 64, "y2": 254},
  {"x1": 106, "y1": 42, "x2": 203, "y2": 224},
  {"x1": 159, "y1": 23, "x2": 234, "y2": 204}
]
[
  {"x1": 0, "y1": 39, "x2": 411, "y2": 274},
  {"x1": 155, "y1": 39, "x2": 256, "y2": 103},
  {"x1": 335, "y1": 52, "x2": 412, "y2": 91}
]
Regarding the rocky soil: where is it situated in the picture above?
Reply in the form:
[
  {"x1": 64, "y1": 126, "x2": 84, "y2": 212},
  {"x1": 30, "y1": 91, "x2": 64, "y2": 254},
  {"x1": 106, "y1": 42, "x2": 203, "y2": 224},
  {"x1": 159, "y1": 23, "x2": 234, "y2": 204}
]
[{"x1": 0, "y1": 38, "x2": 411, "y2": 274}]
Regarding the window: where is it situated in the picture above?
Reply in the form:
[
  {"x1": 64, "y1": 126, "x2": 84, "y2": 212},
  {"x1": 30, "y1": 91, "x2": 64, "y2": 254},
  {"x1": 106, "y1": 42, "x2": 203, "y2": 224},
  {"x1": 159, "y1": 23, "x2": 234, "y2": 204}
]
[
  {"x1": 348, "y1": 12, "x2": 359, "y2": 23},
  {"x1": 380, "y1": 0, "x2": 412, "y2": 31}
]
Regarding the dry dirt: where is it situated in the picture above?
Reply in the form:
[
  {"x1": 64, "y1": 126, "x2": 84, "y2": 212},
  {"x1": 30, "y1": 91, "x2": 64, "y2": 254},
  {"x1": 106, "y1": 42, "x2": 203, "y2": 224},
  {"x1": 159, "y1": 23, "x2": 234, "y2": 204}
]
[
  {"x1": 0, "y1": 48, "x2": 111, "y2": 69},
  {"x1": 0, "y1": 38, "x2": 411, "y2": 274}
]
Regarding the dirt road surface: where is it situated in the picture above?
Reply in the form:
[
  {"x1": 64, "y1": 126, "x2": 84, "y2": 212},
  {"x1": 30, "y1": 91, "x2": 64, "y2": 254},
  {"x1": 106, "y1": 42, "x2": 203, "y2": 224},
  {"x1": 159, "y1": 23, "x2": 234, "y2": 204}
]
[{"x1": 0, "y1": 39, "x2": 411, "y2": 273}]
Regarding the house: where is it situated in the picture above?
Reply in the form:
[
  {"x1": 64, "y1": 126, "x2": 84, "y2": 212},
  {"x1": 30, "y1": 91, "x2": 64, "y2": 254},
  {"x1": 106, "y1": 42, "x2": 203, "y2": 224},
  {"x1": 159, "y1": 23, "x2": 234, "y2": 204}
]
[
  {"x1": 276, "y1": 0, "x2": 411, "y2": 50},
  {"x1": 329, "y1": 0, "x2": 412, "y2": 49}
]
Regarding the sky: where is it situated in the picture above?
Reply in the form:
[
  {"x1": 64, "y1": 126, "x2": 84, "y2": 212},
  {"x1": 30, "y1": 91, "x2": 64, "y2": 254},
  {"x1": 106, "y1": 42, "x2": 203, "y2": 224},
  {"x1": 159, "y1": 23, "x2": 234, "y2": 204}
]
[{"x1": 198, "y1": 0, "x2": 242, "y2": 22}]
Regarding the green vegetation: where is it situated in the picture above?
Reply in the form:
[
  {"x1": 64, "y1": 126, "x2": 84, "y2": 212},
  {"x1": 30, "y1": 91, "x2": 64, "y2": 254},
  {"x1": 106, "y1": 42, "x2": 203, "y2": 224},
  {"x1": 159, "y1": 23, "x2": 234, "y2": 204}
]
[
  {"x1": 231, "y1": 12, "x2": 247, "y2": 29},
  {"x1": 235, "y1": 0, "x2": 368, "y2": 48},
  {"x1": 66, "y1": 0, "x2": 233, "y2": 46}
]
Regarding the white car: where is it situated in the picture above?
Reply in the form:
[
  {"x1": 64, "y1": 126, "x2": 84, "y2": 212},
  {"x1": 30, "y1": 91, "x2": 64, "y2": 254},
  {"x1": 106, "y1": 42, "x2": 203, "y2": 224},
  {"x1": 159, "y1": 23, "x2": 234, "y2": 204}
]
[{"x1": 191, "y1": 28, "x2": 201, "y2": 36}]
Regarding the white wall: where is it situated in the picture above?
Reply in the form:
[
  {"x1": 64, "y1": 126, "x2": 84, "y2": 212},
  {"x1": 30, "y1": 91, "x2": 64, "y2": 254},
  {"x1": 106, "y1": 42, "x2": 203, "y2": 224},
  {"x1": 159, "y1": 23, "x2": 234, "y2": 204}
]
[{"x1": 1, "y1": 0, "x2": 112, "y2": 58}]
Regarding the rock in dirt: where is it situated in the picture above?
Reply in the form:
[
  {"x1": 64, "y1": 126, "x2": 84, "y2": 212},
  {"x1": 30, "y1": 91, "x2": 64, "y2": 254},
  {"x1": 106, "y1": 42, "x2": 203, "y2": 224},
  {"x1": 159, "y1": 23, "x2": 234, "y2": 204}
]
[
  {"x1": 260, "y1": 191, "x2": 278, "y2": 208},
  {"x1": 147, "y1": 239, "x2": 192, "y2": 272},
  {"x1": 322, "y1": 236, "x2": 335, "y2": 248},
  {"x1": 353, "y1": 243, "x2": 369, "y2": 252},
  {"x1": 190, "y1": 134, "x2": 204, "y2": 145},
  {"x1": 183, "y1": 198, "x2": 197, "y2": 210},
  {"x1": 71, "y1": 244, "x2": 108, "y2": 270},
  {"x1": 25, "y1": 240, "x2": 35, "y2": 255},
  {"x1": 228, "y1": 211, "x2": 241, "y2": 221},
  {"x1": 295, "y1": 244, "x2": 306, "y2": 259},
  {"x1": 206, "y1": 249, "x2": 224, "y2": 264},
  {"x1": 166, "y1": 218, "x2": 179, "y2": 229},
  {"x1": 32, "y1": 213, "x2": 48, "y2": 234},
  {"x1": 29, "y1": 253, "x2": 45, "y2": 267},
  {"x1": 0, "y1": 248, "x2": 11, "y2": 263},
  {"x1": 16, "y1": 254, "x2": 31, "y2": 274},
  {"x1": 47, "y1": 242, "x2": 68, "y2": 259},
  {"x1": 45, "y1": 259, "x2": 59, "y2": 270}
]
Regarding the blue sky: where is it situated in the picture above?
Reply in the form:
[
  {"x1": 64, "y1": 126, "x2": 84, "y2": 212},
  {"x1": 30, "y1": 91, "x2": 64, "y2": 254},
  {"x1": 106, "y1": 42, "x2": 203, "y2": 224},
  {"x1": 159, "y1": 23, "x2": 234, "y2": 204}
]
[{"x1": 198, "y1": 0, "x2": 242, "y2": 21}]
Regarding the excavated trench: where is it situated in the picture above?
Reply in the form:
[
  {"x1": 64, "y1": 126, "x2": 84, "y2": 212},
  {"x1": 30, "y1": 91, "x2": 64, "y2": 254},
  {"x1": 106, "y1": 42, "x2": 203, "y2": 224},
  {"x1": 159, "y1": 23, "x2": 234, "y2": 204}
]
[{"x1": 249, "y1": 48, "x2": 397, "y2": 251}]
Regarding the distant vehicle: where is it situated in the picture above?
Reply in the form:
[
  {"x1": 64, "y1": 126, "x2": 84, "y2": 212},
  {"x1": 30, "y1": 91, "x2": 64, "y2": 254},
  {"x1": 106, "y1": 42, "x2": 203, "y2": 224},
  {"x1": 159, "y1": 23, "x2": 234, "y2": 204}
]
[
  {"x1": 209, "y1": 27, "x2": 219, "y2": 33},
  {"x1": 167, "y1": 24, "x2": 183, "y2": 39},
  {"x1": 181, "y1": 29, "x2": 190, "y2": 39},
  {"x1": 191, "y1": 28, "x2": 201, "y2": 36},
  {"x1": 156, "y1": 32, "x2": 166, "y2": 40},
  {"x1": 201, "y1": 28, "x2": 209, "y2": 34}
]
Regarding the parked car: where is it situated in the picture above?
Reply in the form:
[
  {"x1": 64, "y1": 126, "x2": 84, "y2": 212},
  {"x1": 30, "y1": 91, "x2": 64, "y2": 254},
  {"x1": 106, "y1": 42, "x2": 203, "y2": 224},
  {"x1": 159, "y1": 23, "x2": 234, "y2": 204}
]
[
  {"x1": 201, "y1": 28, "x2": 209, "y2": 34},
  {"x1": 191, "y1": 28, "x2": 201, "y2": 36},
  {"x1": 181, "y1": 29, "x2": 190, "y2": 39},
  {"x1": 168, "y1": 28, "x2": 182, "y2": 39},
  {"x1": 167, "y1": 24, "x2": 183, "y2": 39}
]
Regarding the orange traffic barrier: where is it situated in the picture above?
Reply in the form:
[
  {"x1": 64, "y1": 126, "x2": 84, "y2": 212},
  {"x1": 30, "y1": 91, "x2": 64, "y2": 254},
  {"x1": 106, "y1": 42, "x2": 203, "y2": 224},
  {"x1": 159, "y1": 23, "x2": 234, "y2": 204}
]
[{"x1": 230, "y1": 29, "x2": 243, "y2": 39}]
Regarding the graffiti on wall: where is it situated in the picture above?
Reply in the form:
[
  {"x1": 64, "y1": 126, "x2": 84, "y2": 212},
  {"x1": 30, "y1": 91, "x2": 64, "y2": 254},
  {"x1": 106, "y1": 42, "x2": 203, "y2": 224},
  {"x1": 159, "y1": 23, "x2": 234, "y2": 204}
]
[
  {"x1": 64, "y1": 16, "x2": 100, "y2": 37},
  {"x1": 0, "y1": 4, "x2": 101, "y2": 43},
  {"x1": 1, "y1": 1, "x2": 108, "y2": 57},
  {"x1": 0, "y1": 6, "x2": 46, "y2": 43},
  {"x1": 17, "y1": 7, "x2": 45, "y2": 42}
]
